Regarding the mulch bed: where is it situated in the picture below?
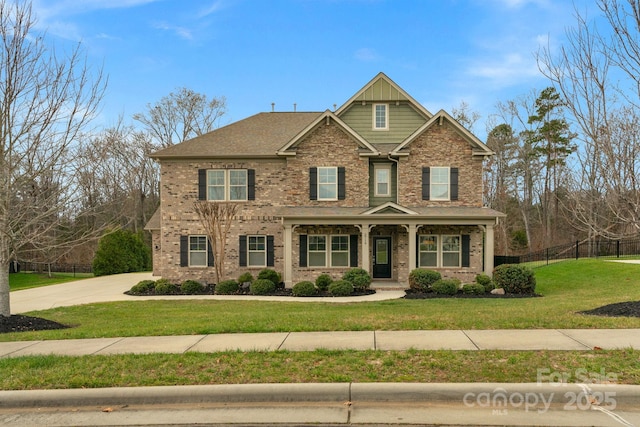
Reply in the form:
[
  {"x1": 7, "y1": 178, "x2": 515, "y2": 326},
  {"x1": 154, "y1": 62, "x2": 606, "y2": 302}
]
[
  {"x1": 126, "y1": 287, "x2": 376, "y2": 298},
  {"x1": 579, "y1": 301, "x2": 640, "y2": 318},
  {"x1": 0, "y1": 314, "x2": 69, "y2": 334},
  {"x1": 403, "y1": 290, "x2": 541, "y2": 299}
]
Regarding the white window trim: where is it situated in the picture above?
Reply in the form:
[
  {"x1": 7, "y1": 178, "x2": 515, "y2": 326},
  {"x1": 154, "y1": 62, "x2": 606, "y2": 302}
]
[
  {"x1": 189, "y1": 235, "x2": 208, "y2": 267},
  {"x1": 373, "y1": 103, "x2": 389, "y2": 130},
  {"x1": 418, "y1": 234, "x2": 461, "y2": 268},
  {"x1": 430, "y1": 166, "x2": 450, "y2": 201},
  {"x1": 374, "y1": 164, "x2": 392, "y2": 197},
  {"x1": 207, "y1": 169, "x2": 248, "y2": 201},
  {"x1": 247, "y1": 235, "x2": 267, "y2": 267},
  {"x1": 317, "y1": 166, "x2": 338, "y2": 201},
  {"x1": 308, "y1": 234, "x2": 351, "y2": 268},
  {"x1": 418, "y1": 234, "x2": 438, "y2": 268}
]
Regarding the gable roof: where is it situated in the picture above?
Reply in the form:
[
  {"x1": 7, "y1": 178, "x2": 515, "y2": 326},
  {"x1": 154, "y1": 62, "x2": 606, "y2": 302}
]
[
  {"x1": 151, "y1": 112, "x2": 322, "y2": 159},
  {"x1": 276, "y1": 110, "x2": 380, "y2": 157},
  {"x1": 390, "y1": 110, "x2": 494, "y2": 157},
  {"x1": 335, "y1": 72, "x2": 432, "y2": 119}
]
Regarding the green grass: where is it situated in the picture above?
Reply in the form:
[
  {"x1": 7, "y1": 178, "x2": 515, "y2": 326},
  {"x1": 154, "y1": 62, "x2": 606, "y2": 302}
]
[
  {"x1": 2, "y1": 259, "x2": 640, "y2": 342},
  {"x1": 0, "y1": 349, "x2": 637, "y2": 390},
  {"x1": 9, "y1": 272, "x2": 93, "y2": 291}
]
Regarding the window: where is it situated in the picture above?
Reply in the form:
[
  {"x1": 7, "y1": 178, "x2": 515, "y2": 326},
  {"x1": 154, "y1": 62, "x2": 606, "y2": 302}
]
[
  {"x1": 331, "y1": 236, "x2": 349, "y2": 267},
  {"x1": 419, "y1": 235, "x2": 438, "y2": 267},
  {"x1": 207, "y1": 169, "x2": 248, "y2": 201},
  {"x1": 317, "y1": 167, "x2": 337, "y2": 200},
  {"x1": 418, "y1": 234, "x2": 461, "y2": 268},
  {"x1": 189, "y1": 235, "x2": 208, "y2": 267},
  {"x1": 308, "y1": 236, "x2": 327, "y2": 267},
  {"x1": 373, "y1": 103, "x2": 388, "y2": 130},
  {"x1": 430, "y1": 167, "x2": 450, "y2": 200},
  {"x1": 374, "y1": 165, "x2": 391, "y2": 197},
  {"x1": 248, "y1": 235, "x2": 266, "y2": 267}
]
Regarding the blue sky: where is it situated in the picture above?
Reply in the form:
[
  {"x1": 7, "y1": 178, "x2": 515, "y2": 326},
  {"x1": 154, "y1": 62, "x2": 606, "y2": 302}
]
[{"x1": 31, "y1": 0, "x2": 599, "y2": 139}]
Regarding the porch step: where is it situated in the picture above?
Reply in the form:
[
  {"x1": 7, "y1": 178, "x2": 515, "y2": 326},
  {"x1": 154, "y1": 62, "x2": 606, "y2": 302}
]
[{"x1": 371, "y1": 282, "x2": 408, "y2": 291}]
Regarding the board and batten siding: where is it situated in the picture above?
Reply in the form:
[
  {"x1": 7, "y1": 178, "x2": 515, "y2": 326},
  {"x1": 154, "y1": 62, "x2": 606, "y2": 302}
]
[{"x1": 339, "y1": 103, "x2": 426, "y2": 144}]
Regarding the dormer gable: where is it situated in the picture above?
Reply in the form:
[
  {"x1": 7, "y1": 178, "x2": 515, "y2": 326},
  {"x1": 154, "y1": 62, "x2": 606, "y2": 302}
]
[
  {"x1": 276, "y1": 110, "x2": 380, "y2": 157},
  {"x1": 362, "y1": 202, "x2": 418, "y2": 215},
  {"x1": 391, "y1": 110, "x2": 494, "y2": 157}
]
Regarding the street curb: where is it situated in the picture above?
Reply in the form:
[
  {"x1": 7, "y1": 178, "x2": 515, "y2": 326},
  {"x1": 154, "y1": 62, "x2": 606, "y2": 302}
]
[{"x1": 1, "y1": 383, "x2": 639, "y2": 409}]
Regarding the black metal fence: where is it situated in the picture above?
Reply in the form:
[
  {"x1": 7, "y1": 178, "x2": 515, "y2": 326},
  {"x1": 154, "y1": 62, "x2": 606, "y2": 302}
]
[
  {"x1": 9, "y1": 261, "x2": 93, "y2": 276},
  {"x1": 495, "y1": 237, "x2": 640, "y2": 269}
]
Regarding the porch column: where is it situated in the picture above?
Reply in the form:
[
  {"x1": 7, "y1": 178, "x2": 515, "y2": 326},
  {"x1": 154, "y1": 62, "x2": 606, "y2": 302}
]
[
  {"x1": 484, "y1": 223, "x2": 495, "y2": 276},
  {"x1": 283, "y1": 224, "x2": 293, "y2": 287},
  {"x1": 360, "y1": 223, "x2": 371, "y2": 273},
  {"x1": 408, "y1": 223, "x2": 417, "y2": 276}
]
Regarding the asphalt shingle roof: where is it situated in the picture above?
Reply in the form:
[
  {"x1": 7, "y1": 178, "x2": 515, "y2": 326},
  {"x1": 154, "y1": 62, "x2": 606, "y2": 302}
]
[{"x1": 151, "y1": 112, "x2": 322, "y2": 159}]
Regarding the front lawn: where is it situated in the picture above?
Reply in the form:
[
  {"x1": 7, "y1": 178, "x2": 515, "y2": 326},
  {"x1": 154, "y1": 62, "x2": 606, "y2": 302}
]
[
  {"x1": 9, "y1": 272, "x2": 93, "y2": 291},
  {"x1": 2, "y1": 259, "x2": 640, "y2": 342}
]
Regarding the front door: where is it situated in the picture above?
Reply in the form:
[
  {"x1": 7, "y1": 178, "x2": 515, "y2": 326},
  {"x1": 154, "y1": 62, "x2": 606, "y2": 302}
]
[{"x1": 372, "y1": 237, "x2": 392, "y2": 279}]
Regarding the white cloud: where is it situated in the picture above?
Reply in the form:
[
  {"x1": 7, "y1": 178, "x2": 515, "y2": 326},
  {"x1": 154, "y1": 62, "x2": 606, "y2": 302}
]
[
  {"x1": 354, "y1": 48, "x2": 380, "y2": 62},
  {"x1": 467, "y1": 52, "x2": 540, "y2": 85},
  {"x1": 153, "y1": 22, "x2": 194, "y2": 40},
  {"x1": 198, "y1": 1, "x2": 225, "y2": 18}
]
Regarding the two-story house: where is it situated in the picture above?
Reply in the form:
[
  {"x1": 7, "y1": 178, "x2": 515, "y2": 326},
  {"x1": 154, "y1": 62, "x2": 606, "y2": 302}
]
[{"x1": 145, "y1": 73, "x2": 505, "y2": 287}]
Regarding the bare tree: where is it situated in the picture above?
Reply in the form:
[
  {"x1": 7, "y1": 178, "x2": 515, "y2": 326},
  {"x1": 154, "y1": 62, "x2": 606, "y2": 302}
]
[
  {"x1": 133, "y1": 87, "x2": 227, "y2": 148},
  {"x1": 537, "y1": 0, "x2": 640, "y2": 240},
  {"x1": 0, "y1": 1, "x2": 106, "y2": 316},
  {"x1": 193, "y1": 201, "x2": 239, "y2": 284},
  {"x1": 451, "y1": 100, "x2": 481, "y2": 133}
]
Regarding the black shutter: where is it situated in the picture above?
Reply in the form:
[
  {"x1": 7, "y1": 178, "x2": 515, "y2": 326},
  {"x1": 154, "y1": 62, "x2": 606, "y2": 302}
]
[
  {"x1": 450, "y1": 168, "x2": 459, "y2": 201},
  {"x1": 180, "y1": 235, "x2": 189, "y2": 267},
  {"x1": 338, "y1": 167, "x2": 346, "y2": 200},
  {"x1": 299, "y1": 234, "x2": 308, "y2": 267},
  {"x1": 247, "y1": 169, "x2": 256, "y2": 200},
  {"x1": 309, "y1": 168, "x2": 317, "y2": 200},
  {"x1": 349, "y1": 234, "x2": 358, "y2": 267},
  {"x1": 207, "y1": 238, "x2": 214, "y2": 267},
  {"x1": 239, "y1": 235, "x2": 247, "y2": 267},
  {"x1": 462, "y1": 234, "x2": 470, "y2": 267},
  {"x1": 267, "y1": 235, "x2": 275, "y2": 267},
  {"x1": 422, "y1": 167, "x2": 430, "y2": 200},
  {"x1": 198, "y1": 169, "x2": 207, "y2": 200}
]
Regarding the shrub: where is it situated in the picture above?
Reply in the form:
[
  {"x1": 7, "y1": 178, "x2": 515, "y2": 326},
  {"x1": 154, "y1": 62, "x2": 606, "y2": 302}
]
[
  {"x1": 250, "y1": 278, "x2": 276, "y2": 295},
  {"x1": 432, "y1": 279, "x2": 460, "y2": 295},
  {"x1": 462, "y1": 283, "x2": 485, "y2": 295},
  {"x1": 328, "y1": 280, "x2": 353, "y2": 296},
  {"x1": 292, "y1": 281, "x2": 317, "y2": 297},
  {"x1": 408, "y1": 269, "x2": 442, "y2": 292},
  {"x1": 155, "y1": 280, "x2": 179, "y2": 295},
  {"x1": 315, "y1": 274, "x2": 333, "y2": 291},
  {"x1": 493, "y1": 264, "x2": 536, "y2": 294},
  {"x1": 257, "y1": 269, "x2": 281, "y2": 286},
  {"x1": 92, "y1": 229, "x2": 151, "y2": 276},
  {"x1": 181, "y1": 280, "x2": 204, "y2": 295},
  {"x1": 215, "y1": 279, "x2": 239, "y2": 295},
  {"x1": 237, "y1": 272, "x2": 254, "y2": 284},
  {"x1": 130, "y1": 280, "x2": 155, "y2": 294},
  {"x1": 342, "y1": 268, "x2": 372, "y2": 291}
]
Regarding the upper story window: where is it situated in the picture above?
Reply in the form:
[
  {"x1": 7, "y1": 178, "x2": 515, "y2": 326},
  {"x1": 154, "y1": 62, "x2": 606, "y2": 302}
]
[
  {"x1": 430, "y1": 167, "x2": 450, "y2": 201},
  {"x1": 207, "y1": 169, "x2": 247, "y2": 201},
  {"x1": 318, "y1": 167, "x2": 338, "y2": 200},
  {"x1": 373, "y1": 104, "x2": 388, "y2": 130},
  {"x1": 374, "y1": 164, "x2": 391, "y2": 197}
]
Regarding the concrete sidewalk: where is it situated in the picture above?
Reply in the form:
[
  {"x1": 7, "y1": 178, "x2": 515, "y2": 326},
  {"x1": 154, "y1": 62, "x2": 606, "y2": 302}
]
[{"x1": 2, "y1": 328, "x2": 640, "y2": 358}]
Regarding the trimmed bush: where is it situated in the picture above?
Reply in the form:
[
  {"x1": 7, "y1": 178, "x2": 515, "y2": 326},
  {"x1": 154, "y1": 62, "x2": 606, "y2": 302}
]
[
  {"x1": 493, "y1": 264, "x2": 536, "y2": 294},
  {"x1": 92, "y1": 229, "x2": 151, "y2": 276},
  {"x1": 315, "y1": 274, "x2": 333, "y2": 291},
  {"x1": 342, "y1": 268, "x2": 372, "y2": 291},
  {"x1": 215, "y1": 279, "x2": 239, "y2": 295},
  {"x1": 432, "y1": 279, "x2": 460, "y2": 295},
  {"x1": 328, "y1": 280, "x2": 353, "y2": 296},
  {"x1": 462, "y1": 283, "x2": 485, "y2": 295},
  {"x1": 408, "y1": 269, "x2": 442, "y2": 292},
  {"x1": 257, "y1": 269, "x2": 281, "y2": 286},
  {"x1": 155, "y1": 280, "x2": 179, "y2": 295},
  {"x1": 237, "y1": 272, "x2": 254, "y2": 284},
  {"x1": 130, "y1": 280, "x2": 155, "y2": 294},
  {"x1": 475, "y1": 273, "x2": 494, "y2": 293},
  {"x1": 181, "y1": 280, "x2": 204, "y2": 295},
  {"x1": 292, "y1": 281, "x2": 317, "y2": 297},
  {"x1": 250, "y1": 278, "x2": 276, "y2": 295}
]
